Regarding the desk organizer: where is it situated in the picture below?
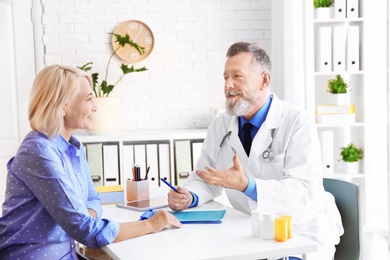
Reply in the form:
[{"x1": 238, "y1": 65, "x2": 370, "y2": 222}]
[{"x1": 126, "y1": 179, "x2": 150, "y2": 202}]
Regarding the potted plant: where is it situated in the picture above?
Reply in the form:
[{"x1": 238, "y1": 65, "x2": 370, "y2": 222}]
[
  {"x1": 78, "y1": 33, "x2": 148, "y2": 98},
  {"x1": 327, "y1": 74, "x2": 348, "y2": 94},
  {"x1": 78, "y1": 33, "x2": 148, "y2": 134},
  {"x1": 313, "y1": 0, "x2": 334, "y2": 19},
  {"x1": 340, "y1": 143, "x2": 363, "y2": 174},
  {"x1": 327, "y1": 74, "x2": 349, "y2": 105}
]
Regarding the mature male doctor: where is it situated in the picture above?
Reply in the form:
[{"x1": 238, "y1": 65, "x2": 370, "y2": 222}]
[{"x1": 167, "y1": 42, "x2": 343, "y2": 259}]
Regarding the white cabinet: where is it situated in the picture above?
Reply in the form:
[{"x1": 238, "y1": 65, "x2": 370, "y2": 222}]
[{"x1": 76, "y1": 129, "x2": 207, "y2": 197}]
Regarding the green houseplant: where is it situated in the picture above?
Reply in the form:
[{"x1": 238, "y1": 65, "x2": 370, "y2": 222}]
[
  {"x1": 78, "y1": 33, "x2": 148, "y2": 134},
  {"x1": 78, "y1": 33, "x2": 148, "y2": 97},
  {"x1": 313, "y1": 0, "x2": 334, "y2": 8},
  {"x1": 340, "y1": 143, "x2": 363, "y2": 162},
  {"x1": 340, "y1": 143, "x2": 363, "y2": 174},
  {"x1": 327, "y1": 74, "x2": 348, "y2": 94}
]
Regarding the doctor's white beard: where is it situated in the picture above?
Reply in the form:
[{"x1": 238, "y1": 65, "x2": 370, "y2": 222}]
[{"x1": 225, "y1": 91, "x2": 260, "y2": 116}]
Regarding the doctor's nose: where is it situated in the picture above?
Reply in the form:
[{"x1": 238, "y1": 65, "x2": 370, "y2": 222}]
[{"x1": 224, "y1": 78, "x2": 234, "y2": 89}]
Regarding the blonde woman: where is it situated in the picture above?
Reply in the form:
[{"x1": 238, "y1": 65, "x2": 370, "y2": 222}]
[{"x1": 0, "y1": 65, "x2": 181, "y2": 259}]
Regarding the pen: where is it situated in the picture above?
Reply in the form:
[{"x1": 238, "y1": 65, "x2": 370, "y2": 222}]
[
  {"x1": 160, "y1": 178, "x2": 179, "y2": 193},
  {"x1": 144, "y1": 165, "x2": 150, "y2": 180}
]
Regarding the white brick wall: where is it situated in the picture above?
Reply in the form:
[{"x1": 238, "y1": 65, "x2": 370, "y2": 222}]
[{"x1": 40, "y1": 0, "x2": 272, "y2": 131}]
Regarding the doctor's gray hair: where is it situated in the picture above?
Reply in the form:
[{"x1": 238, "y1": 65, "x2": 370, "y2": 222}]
[{"x1": 226, "y1": 42, "x2": 271, "y2": 73}]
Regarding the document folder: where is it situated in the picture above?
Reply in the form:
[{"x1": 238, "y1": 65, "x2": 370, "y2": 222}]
[{"x1": 169, "y1": 209, "x2": 227, "y2": 224}]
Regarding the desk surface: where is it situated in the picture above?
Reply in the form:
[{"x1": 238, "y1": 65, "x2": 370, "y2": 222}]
[{"x1": 102, "y1": 201, "x2": 318, "y2": 260}]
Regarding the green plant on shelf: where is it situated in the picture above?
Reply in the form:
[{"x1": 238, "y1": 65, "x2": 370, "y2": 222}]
[
  {"x1": 313, "y1": 0, "x2": 334, "y2": 8},
  {"x1": 340, "y1": 143, "x2": 363, "y2": 162},
  {"x1": 327, "y1": 74, "x2": 349, "y2": 94}
]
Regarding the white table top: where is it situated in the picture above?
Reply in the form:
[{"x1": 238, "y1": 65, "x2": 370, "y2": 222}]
[{"x1": 102, "y1": 201, "x2": 318, "y2": 260}]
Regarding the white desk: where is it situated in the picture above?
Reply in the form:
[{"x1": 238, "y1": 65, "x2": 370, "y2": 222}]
[{"x1": 102, "y1": 201, "x2": 318, "y2": 260}]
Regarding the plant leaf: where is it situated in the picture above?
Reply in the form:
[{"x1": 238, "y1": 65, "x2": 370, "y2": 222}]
[
  {"x1": 77, "y1": 62, "x2": 94, "y2": 72},
  {"x1": 100, "y1": 80, "x2": 115, "y2": 96},
  {"x1": 120, "y1": 64, "x2": 148, "y2": 75},
  {"x1": 113, "y1": 33, "x2": 145, "y2": 55}
]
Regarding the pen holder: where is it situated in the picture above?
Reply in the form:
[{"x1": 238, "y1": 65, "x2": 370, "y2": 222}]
[{"x1": 126, "y1": 179, "x2": 150, "y2": 202}]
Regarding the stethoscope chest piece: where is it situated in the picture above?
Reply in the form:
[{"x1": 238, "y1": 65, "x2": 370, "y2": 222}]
[{"x1": 262, "y1": 148, "x2": 274, "y2": 162}]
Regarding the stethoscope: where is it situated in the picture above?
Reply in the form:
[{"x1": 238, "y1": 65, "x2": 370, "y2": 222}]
[
  {"x1": 213, "y1": 131, "x2": 233, "y2": 168},
  {"x1": 262, "y1": 128, "x2": 276, "y2": 162},
  {"x1": 214, "y1": 128, "x2": 276, "y2": 167}
]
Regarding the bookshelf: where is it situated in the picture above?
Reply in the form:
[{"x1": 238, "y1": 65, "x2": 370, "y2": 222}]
[{"x1": 304, "y1": 0, "x2": 388, "y2": 231}]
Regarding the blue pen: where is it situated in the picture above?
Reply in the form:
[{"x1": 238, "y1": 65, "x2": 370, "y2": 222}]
[{"x1": 160, "y1": 178, "x2": 179, "y2": 193}]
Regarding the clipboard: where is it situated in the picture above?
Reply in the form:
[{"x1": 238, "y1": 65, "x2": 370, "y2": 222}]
[{"x1": 168, "y1": 209, "x2": 227, "y2": 224}]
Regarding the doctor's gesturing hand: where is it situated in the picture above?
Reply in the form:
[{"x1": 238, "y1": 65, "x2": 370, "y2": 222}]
[{"x1": 196, "y1": 154, "x2": 248, "y2": 192}]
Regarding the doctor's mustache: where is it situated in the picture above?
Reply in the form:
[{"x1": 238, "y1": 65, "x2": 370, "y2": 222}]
[{"x1": 225, "y1": 90, "x2": 243, "y2": 97}]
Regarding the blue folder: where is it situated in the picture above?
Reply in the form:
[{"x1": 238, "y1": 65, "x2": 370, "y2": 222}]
[
  {"x1": 169, "y1": 209, "x2": 227, "y2": 224},
  {"x1": 139, "y1": 209, "x2": 227, "y2": 224}
]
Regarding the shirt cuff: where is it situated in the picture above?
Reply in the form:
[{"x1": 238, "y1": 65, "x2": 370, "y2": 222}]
[
  {"x1": 243, "y1": 177, "x2": 257, "y2": 201},
  {"x1": 188, "y1": 191, "x2": 199, "y2": 208}
]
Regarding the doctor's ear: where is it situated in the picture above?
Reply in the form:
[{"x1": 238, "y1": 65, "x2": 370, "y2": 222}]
[{"x1": 260, "y1": 72, "x2": 271, "y2": 90}]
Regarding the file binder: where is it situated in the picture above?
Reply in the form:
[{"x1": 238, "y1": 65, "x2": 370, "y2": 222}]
[
  {"x1": 346, "y1": 0, "x2": 359, "y2": 19},
  {"x1": 315, "y1": 27, "x2": 332, "y2": 72},
  {"x1": 174, "y1": 140, "x2": 192, "y2": 186},
  {"x1": 334, "y1": 0, "x2": 346, "y2": 19},
  {"x1": 319, "y1": 131, "x2": 334, "y2": 176},
  {"x1": 332, "y1": 26, "x2": 347, "y2": 72},
  {"x1": 158, "y1": 143, "x2": 171, "y2": 186},
  {"x1": 122, "y1": 144, "x2": 135, "y2": 182},
  {"x1": 103, "y1": 143, "x2": 120, "y2": 186},
  {"x1": 346, "y1": 26, "x2": 360, "y2": 71},
  {"x1": 146, "y1": 143, "x2": 159, "y2": 189},
  {"x1": 86, "y1": 143, "x2": 104, "y2": 186}
]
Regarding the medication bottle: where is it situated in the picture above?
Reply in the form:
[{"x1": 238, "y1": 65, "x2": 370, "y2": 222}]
[
  {"x1": 251, "y1": 210, "x2": 262, "y2": 238},
  {"x1": 261, "y1": 213, "x2": 275, "y2": 240},
  {"x1": 280, "y1": 215, "x2": 292, "y2": 238},
  {"x1": 274, "y1": 217, "x2": 288, "y2": 242}
]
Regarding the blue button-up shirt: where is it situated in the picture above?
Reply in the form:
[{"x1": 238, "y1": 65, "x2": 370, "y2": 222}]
[{"x1": 0, "y1": 131, "x2": 119, "y2": 259}]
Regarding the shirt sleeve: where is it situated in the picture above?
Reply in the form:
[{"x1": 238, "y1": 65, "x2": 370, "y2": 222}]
[
  {"x1": 188, "y1": 191, "x2": 199, "y2": 208},
  {"x1": 16, "y1": 138, "x2": 119, "y2": 248},
  {"x1": 243, "y1": 177, "x2": 257, "y2": 201}
]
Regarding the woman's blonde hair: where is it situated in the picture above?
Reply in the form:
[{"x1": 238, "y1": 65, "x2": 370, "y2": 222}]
[{"x1": 29, "y1": 64, "x2": 92, "y2": 139}]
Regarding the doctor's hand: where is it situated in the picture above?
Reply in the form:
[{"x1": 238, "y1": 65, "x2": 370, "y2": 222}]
[
  {"x1": 196, "y1": 154, "x2": 249, "y2": 192},
  {"x1": 167, "y1": 186, "x2": 193, "y2": 211}
]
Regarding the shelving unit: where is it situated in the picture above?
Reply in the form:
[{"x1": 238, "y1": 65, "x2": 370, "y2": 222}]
[
  {"x1": 305, "y1": 1, "x2": 368, "y2": 225},
  {"x1": 302, "y1": 0, "x2": 389, "y2": 235},
  {"x1": 75, "y1": 129, "x2": 207, "y2": 197}
]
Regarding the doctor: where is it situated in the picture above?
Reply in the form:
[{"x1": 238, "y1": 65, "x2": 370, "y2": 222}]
[{"x1": 167, "y1": 42, "x2": 343, "y2": 259}]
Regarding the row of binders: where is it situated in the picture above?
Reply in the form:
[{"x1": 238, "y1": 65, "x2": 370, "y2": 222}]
[
  {"x1": 332, "y1": 0, "x2": 359, "y2": 19},
  {"x1": 316, "y1": 25, "x2": 359, "y2": 73},
  {"x1": 85, "y1": 142, "x2": 120, "y2": 187}
]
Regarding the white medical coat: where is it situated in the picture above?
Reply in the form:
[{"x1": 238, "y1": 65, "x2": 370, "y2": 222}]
[{"x1": 184, "y1": 93, "x2": 343, "y2": 245}]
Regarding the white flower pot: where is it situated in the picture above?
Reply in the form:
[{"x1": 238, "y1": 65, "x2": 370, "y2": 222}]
[
  {"x1": 88, "y1": 96, "x2": 119, "y2": 135},
  {"x1": 343, "y1": 161, "x2": 359, "y2": 174},
  {"x1": 328, "y1": 92, "x2": 350, "y2": 105},
  {"x1": 314, "y1": 7, "x2": 333, "y2": 19}
]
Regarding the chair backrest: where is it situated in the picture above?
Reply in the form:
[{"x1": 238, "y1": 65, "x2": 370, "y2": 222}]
[{"x1": 323, "y1": 178, "x2": 360, "y2": 260}]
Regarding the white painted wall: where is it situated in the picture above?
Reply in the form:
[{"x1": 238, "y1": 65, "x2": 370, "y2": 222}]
[{"x1": 39, "y1": 0, "x2": 273, "y2": 131}]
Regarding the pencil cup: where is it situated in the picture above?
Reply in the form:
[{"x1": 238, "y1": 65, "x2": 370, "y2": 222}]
[{"x1": 126, "y1": 179, "x2": 150, "y2": 202}]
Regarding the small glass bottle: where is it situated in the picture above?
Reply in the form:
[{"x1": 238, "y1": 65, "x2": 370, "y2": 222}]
[
  {"x1": 251, "y1": 210, "x2": 262, "y2": 237},
  {"x1": 261, "y1": 213, "x2": 275, "y2": 240}
]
